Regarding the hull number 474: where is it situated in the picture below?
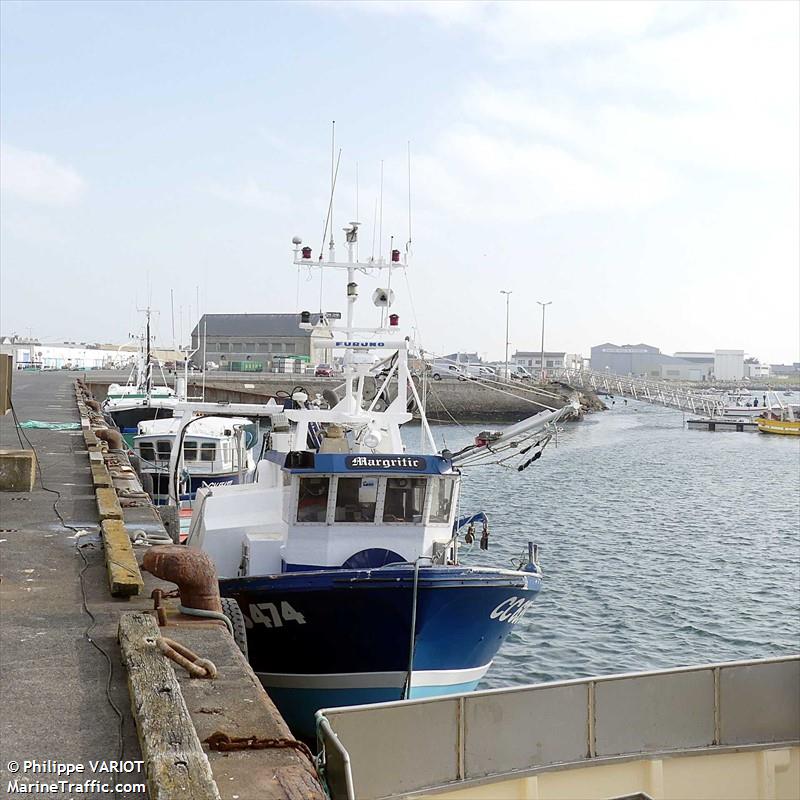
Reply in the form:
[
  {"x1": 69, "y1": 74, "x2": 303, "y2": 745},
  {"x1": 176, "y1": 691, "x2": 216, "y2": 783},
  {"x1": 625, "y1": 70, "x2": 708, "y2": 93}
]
[{"x1": 244, "y1": 601, "x2": 307, "y2": 628}]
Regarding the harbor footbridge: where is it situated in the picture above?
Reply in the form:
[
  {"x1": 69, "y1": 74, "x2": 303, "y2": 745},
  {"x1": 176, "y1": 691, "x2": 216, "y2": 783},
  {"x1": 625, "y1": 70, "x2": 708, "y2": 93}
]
[{"x1": 554, "y1": 368, "x2": 725, "y2": 417}]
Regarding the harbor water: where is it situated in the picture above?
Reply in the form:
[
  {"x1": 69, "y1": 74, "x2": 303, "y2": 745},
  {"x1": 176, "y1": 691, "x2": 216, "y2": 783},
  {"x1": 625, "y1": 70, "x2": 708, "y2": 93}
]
[{"x1": 435, "y1": 400, "x2": 800, "y2": 689}]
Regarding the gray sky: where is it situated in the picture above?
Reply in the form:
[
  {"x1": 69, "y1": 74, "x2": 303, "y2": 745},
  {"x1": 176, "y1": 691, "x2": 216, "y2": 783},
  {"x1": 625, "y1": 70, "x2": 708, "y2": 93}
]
[{"x1": 1, "y1": 0, "x2": 798, "y2": 363}]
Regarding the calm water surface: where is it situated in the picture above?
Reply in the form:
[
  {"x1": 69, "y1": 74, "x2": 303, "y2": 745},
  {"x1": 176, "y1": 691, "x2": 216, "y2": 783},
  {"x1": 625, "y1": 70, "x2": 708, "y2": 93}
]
[{"x1": 431, "y1": 400, "x2": 800, "y2": 688}]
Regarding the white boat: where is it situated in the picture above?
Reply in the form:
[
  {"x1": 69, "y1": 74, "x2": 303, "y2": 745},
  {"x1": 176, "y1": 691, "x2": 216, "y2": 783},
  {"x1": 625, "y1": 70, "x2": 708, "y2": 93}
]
[
  {"x1": 134, "y1": 414, "x2": 262, "y2": 506},
  {"x1": 721, "y1": 404, "x2": 770, "y2": 418}
]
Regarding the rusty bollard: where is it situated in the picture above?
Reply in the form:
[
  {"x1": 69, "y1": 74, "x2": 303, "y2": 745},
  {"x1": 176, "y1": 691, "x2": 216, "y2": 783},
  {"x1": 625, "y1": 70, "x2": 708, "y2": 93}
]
[
  {"x1": 143, "y1": 545, "x2": 222, "y2": 613},
  {"x1": 95, "y1": 427, "x2": 124, "y2": 450}
]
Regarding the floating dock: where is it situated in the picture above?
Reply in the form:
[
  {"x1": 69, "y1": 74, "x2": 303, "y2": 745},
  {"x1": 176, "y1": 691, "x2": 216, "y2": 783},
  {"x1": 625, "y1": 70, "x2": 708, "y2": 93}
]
[{"x1": 686, "y1": 417, "x2": 760, "y2": 432}]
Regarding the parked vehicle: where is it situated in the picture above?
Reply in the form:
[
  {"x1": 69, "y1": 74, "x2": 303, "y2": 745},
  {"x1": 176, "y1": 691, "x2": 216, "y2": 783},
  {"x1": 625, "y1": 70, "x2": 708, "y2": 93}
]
[
  {"x1": 510, "y1": 365, "x2": 533, "y2": 381},
  {"x1": 315, "y1": 363, "x2": 335, "y2": 377},
  {"x1": 430, "y1": 360, "x2": 495, "y2": 381}
]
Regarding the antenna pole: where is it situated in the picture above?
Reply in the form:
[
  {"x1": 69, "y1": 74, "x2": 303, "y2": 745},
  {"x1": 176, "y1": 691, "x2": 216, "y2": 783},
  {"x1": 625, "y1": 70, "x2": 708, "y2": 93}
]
[
  {"x1": 329, "y1": 120, "x2": 336, "y2": 252},
  {"x1": 319, "y1": 148, "x2": 342, "y2": 312},
  {"x1": 406, "y1": 140, "x2": 412, "y2": 255},
  {"x1": 145, "y1": 308, "x2": 152, "y2": 399},
  {"x1": 170, "y1": 289, "x2": 176, "y2": 351},
  {"x1": 202, "y1": 319, "x2": 207, "y2": 401},
  {"x1": 370, "y1": 197, "x2": 378, "y2": 262},
  {"x1": 355, "y1": 160, "x2": 359, "y2": 261},
  {"x1": 378, "y1": 160, "x2": 384, "y2": 262}
]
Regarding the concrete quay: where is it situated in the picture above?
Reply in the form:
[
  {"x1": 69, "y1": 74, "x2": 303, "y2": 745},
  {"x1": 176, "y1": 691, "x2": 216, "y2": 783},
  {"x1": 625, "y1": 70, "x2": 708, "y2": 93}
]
[{"x1": 0, "y1": 371, "x2": 323, "y2": 800}]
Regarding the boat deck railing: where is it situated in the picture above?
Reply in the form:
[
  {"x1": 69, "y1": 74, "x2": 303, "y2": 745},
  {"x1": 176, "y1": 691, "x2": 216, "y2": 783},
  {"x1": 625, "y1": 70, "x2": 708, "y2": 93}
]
[
  {"x1": 316, "y1": 655, "x2": 800, "y2": 800},
  {"x1": 554, "y1": 368, "x2": 728, "y2": 416}
]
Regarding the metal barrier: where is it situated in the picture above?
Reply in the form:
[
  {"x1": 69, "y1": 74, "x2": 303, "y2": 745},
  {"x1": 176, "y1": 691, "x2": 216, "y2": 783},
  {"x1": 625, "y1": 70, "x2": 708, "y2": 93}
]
[
  {"x1": 316, "y1": 655, "x2": 800, "y2": 800},
  {"x1": 554, "y1": 368, "x2": 726, "y2": 416}
]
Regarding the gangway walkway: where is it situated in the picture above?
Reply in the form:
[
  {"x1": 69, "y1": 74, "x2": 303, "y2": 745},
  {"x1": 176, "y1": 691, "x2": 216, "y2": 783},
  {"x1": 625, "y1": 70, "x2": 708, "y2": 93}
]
[{"x1": 554, "y1": 368, "x2": 725, "y2": 417}]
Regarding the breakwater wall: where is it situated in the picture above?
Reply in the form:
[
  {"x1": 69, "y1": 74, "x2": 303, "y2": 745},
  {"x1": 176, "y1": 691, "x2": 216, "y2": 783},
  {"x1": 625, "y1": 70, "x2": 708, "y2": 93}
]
[{"x1": 84, "y1": 371, "x2": 604, "y2": 423}]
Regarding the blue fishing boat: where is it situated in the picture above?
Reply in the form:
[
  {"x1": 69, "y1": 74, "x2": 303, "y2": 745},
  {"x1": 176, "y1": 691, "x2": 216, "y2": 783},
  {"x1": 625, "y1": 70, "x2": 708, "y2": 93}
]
[{"x1": 184, "y1": 222, "x2": 575, "y2": 738}]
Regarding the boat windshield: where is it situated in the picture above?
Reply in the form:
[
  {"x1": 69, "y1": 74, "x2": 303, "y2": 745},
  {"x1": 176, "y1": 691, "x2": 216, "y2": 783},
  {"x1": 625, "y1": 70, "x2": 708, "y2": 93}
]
[
  {"x1": 334, "y1": 477, "x2": 378, "y2": 523},
  {"x1": 429, "y1": 477, "x2": 455, "y2": 524},
  {"x1": 297, "y1": 476, "x2": 330, "y2": 522},
  {"x1": 383, "y1": 478, "x2": 427, "y2": 523}
]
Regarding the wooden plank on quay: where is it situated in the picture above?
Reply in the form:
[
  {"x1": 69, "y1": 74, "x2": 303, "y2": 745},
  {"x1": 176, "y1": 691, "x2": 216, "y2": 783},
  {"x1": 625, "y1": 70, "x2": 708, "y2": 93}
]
[
  {"x1": 96, "y1": 486, "x2": 123, "y2": 520},
  {"x1": 119, "y1": 613, "x2": 220, "y2": 800},
  {"x1": 101, "y1": 519, "x2": 143, "y2": 597}
]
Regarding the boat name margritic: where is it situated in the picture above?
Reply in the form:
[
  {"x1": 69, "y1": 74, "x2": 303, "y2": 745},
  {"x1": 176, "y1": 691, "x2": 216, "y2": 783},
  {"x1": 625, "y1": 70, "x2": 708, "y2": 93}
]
[{"x1": 345, "y1": 455, "x2": 427, "y2": 470}]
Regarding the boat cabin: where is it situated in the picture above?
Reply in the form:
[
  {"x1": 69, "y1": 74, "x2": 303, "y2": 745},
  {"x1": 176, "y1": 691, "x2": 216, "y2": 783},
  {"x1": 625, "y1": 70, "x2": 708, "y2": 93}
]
[
  {"x1": 135, "y1": 416, "x2": 259, "y2": 477},
  {"x1": 189, "y1": 449, "x2": 461, "y2": 579}
]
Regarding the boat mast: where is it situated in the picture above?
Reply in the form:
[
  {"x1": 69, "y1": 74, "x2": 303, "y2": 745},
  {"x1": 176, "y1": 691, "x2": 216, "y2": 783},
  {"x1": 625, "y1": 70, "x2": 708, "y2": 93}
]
[
  {"x1": 145, "y1": 307, "x2": 153, "y2": 401},
  {"x1": 344, "y1": 223, "x2": 358, "y2": 412},
  {"x1": 292, "y1": 226, "x2": 437, "y2": 453}
]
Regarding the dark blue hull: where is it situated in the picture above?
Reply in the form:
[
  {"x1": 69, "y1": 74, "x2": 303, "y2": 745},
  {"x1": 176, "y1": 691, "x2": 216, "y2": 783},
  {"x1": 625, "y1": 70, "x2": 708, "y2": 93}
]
[
  {"x1": 220, "y1": 565, "x2": 541, "y2": 738},
  {"x1": 149, "y1": 472, "x2": 242, "y2": 504}
]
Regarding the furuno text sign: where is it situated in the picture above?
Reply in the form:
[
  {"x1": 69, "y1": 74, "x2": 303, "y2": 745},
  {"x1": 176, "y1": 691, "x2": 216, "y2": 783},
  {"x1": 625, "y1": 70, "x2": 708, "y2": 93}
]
[{"x1": 333, "y1": 340, "x2": 407, "y2": 349}]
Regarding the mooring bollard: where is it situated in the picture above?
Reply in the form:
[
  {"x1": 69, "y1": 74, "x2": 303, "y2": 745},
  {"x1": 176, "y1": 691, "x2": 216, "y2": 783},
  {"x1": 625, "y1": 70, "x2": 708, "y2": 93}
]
[{"x1": 143, "y1": 545, "x2": 222, "y2": 613}]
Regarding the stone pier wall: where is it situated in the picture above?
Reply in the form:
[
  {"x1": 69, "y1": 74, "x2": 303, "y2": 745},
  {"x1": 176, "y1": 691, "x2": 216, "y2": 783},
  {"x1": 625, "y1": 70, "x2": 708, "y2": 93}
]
[{"x1": 86, "y1": 372, "x2": 604, "y2": 423}]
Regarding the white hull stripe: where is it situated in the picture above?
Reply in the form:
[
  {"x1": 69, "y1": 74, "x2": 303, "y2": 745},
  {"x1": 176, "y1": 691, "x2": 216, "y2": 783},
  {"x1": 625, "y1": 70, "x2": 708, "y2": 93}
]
[{"x1": 257, "y1": 663, "x2": 492, "y2": 690}]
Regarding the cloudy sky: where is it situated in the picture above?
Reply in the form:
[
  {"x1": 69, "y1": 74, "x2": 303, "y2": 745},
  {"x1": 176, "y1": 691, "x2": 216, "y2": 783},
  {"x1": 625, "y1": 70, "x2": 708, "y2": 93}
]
[{"x1": 2, "y1": 0, "x2": 798, "y2": 363}]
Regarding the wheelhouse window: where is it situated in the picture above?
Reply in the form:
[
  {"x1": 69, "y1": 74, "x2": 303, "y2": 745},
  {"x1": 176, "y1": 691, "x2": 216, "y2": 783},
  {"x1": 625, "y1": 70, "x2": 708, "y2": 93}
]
[
  {"x1": 156, "y1": 440, "x2": 172, "y2": 460},
  {"x1": 428, "y1": 477, "x2": 455, "y2": 524},
  {"x1": 183, "y1": 441, "x2": 198, "y2": 461},
  {"x1": 139, "y1": 442, "x2": 156, "y2": 462},
  {"x1": 383, "y1": 478, "x2": 427, "y2": 523},
  {"x1": 335, "y1": 477, "x2": 378, "y2": 523},
  {"x1": 200, "y1": 443, "x2": 216, "y2": 462},
  {"x1": 297, "y1": 476, "x2": 330, "y2": 522}
]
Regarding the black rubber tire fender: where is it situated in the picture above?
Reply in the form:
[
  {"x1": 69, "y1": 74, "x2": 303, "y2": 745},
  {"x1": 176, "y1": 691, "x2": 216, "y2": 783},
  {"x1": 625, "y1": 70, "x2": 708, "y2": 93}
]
[
  {"x1": 158, "y1": 505, "x2": 181, "y2": 544},
  {"x1": 139, "y1": 471, "x2": 155, "y2": 500},
  {"x1": 221, "y1": 597, "x2": 249, "y2": 659}
]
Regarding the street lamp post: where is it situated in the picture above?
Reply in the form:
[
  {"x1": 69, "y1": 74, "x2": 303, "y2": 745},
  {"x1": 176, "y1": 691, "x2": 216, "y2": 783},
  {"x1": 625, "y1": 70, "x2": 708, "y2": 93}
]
[
  {"x1": 537, "y1": 301, "x2": 552, "y2": 383},
  {"x1": 500, "y1": 290, "x2": 512, "y2": 381}
]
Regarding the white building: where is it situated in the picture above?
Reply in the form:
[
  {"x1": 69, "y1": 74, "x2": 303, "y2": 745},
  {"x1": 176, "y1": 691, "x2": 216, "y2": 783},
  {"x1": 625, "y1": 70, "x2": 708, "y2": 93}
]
[
  {"x1": 745, "y1": 362, "x2": 771, "y2": 379},
  {"x1": 713, "y1": 350, "x2": 745, "y2": 381},
  {"x1": 512, "y1": 351, "x2": 582, "y2": 370},
  {"x1": 0, "y1": 338, "x2": 136, "y2": 370}
]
